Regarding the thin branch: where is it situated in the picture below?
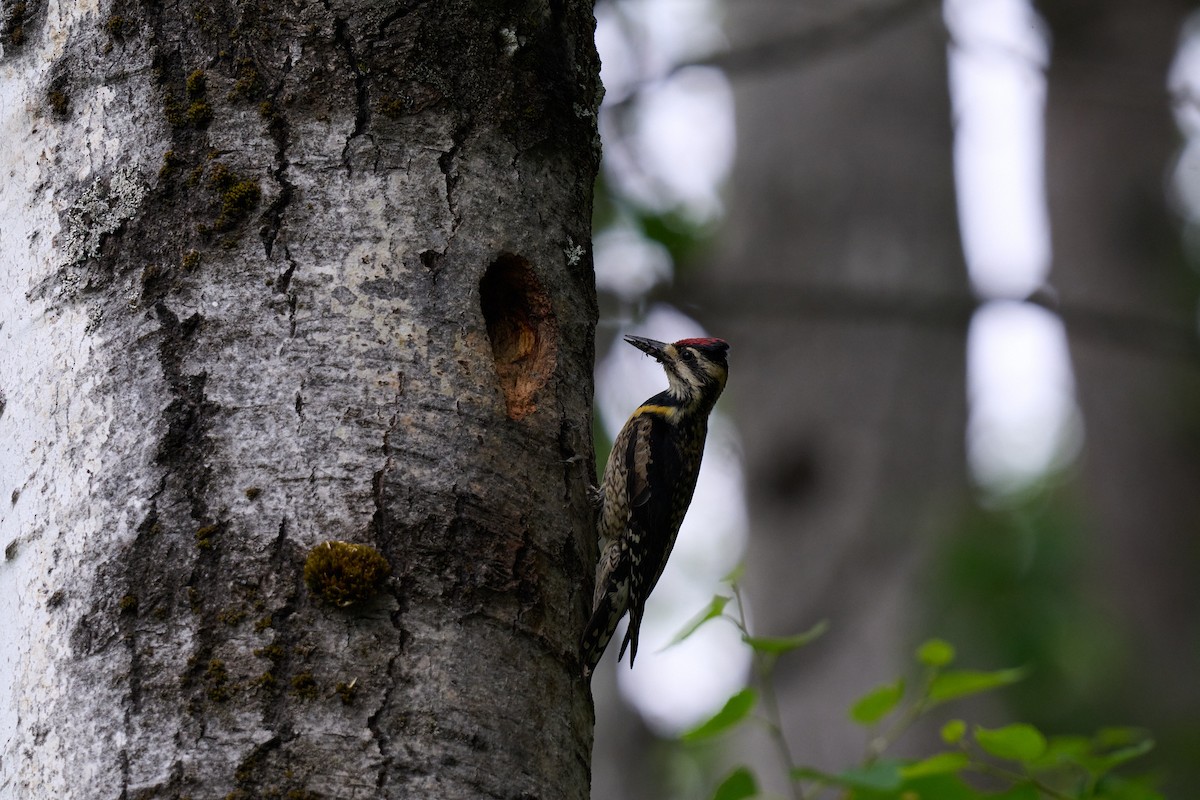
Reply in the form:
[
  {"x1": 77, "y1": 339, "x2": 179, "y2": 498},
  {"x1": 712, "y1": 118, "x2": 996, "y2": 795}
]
[
  {"x1": 647, "y1": 281, "x2": 1200, "y2": 362},
  {"x1": 690, "y1": 0, "x2": 939, "y2": 81},
  {"x1": 601, "y1": 0, "x2": 939, "y2": 109}
]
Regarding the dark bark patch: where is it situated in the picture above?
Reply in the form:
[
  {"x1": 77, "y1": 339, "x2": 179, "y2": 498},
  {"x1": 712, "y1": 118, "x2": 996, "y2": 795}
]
[
  {"x1": 289, "y1": 670, "x2": 318, "y2": 700},
  {"x1": 358, "y1": 278, "x2": 403, "y2": 299},
  {"x1": 419, "y1": 249, "x2": 442, "y2": 274},
  {"x1": 480, "y1": 254, "x2": 557, "y2": 420},
  {"x1": 2, "y1": 0, "x2": 33, "y2": 49},
  {"x1": 153, "y1": 302, "x2": 217, "y2": 522},
  {"x1": 118, "y1": 594, "x2": 139, "y2": 615}
]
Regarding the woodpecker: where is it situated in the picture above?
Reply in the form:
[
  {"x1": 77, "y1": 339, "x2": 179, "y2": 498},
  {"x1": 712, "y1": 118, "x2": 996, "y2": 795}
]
[{"x1": 581, "y1": 334, "x2": 730, "y2": 678}]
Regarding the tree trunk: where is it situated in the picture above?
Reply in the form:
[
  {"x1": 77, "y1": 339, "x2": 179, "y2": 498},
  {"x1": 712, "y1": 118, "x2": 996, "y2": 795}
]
[
  {"x1": 0, "y1": 1, "x2": 601, "y2": 798},
  {"x1": 1037, "y1": 0, "x2": 1200, "y2": 786},
  {"x1": 701, "y1": 0, "x2": 971, "y2": 778}
]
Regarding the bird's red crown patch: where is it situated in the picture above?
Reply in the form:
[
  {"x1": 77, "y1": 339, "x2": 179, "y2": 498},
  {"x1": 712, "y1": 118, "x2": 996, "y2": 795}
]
[{"x1": 675, "y1": 337, "x2": 728, "y2": 352}]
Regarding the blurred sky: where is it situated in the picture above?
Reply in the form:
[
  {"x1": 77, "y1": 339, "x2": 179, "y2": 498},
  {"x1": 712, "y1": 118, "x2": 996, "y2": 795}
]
[{"x1": 590, "y1": 0, "x2": 1130, "y2": 733}]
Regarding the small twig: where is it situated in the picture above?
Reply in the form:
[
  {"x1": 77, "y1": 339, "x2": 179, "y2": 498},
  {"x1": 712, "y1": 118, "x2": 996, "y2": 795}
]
[
  {"x1": 968, "y1": 761, "x2": 1075, "y2": 800},
  {"x1": 731, "y1": 582, "x2": 803, "y2": 800},
  {"x1": 863, "y1": 666, "x2": 938, "y2": 763}
]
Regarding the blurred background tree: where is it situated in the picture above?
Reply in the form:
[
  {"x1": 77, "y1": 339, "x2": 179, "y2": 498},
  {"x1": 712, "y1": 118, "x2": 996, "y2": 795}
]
[{"x1": 587, "y1": 0, "x2": 1200, "y2": 798}]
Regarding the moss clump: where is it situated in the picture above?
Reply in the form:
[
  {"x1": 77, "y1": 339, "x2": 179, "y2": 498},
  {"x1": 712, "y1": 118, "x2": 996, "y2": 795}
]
[
  {"x1": 163, "y1": 70, "x2": 212, "y2": 129},
  {"x1": 229, "y1": 58, "x2": 263, "y2": 101},
  {"x1": 140, "y1": 263, "x2": 162, "y2": 287},
  {"x1": 253, "y1": 614, "x2": 273, "y2": 632},
  {"x1": 258, "y1": 100, "x2": 282, "y2": 129},
  {"x1": 205, "y1": 659, "x2": 233, "y2": 702},
  {"x1": 290, "y1": 671, "x2": 318, "y2": 700},
  {"x1": 253, "y1": 643, "x2": 285, "y2": 661},
  {"x1": 303, "y1": 541, "x2": 391, "y2": 607},
  {"x1": 378, "y1": 97, "x2": 407, "y2": 119},
  {"x1": 159, "y1": 149, "x2": 183, "y2": 179},
  {"x1": 216, "y1": 607, "x2": 247, "y2": 626},
  {"x1": 181, "y1": 249, "x2": 201, "y2": 271},
  {"x1": 208, "y1": 163, "x2": 261, "y2": 230},
  {"x1": 185, "y1": 69, "x2": 207, "y2": 99},
  {"x1": 185, "y1": 101, "x2": 213, "y2": 127},
  {"x1": 104, "y1": 14, "x2": 126, "y2": 39},
  {"x1": 251, "y1": 671, "x2": 277, "y2": 690},
  {"x1": 119, "y1": 594, "x2": 139, "y2": 614},
  {"x1": 335, "y1": 679, "x2": 358, "y2": 705},
  {"x1": 195, "y1": 523, "x2": 219, "y2": 550},
  {"x1": 244, "y1": 486, "x2": 261, "y2": 500}
]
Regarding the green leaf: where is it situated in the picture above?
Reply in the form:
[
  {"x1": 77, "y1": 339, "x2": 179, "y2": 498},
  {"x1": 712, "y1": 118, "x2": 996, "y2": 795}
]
[
  {"x1": 790, "y1": 766, "x2": 834, "y2": 785},
  {"x1": 1095, "y1": 737, "x2": 1155, "y2": 773},
  {"x1": 742, "y1": 619, "x2": 829, "y2": 655},
  {"x1": 681, "y1": 688, "x2": 757, "y2": 742},
  {"x1": 974, "y1": 723, "x2": 1048, "y2": 762},
  {"x1": 900, "y1": 752, "x2": 970, "y2": 779},
  {"x1": 916, "y1": 638, "x2": 956, "y2": 667},
  {"x1": 712, "y1": 766, "x2": 757, "y2": 800},
  {"x1": 928, "y1": 667, "x2": 1027, "y2": 705},
  {"x1": 941, "y1": 719, "x2": 967, "y2": 744},
  {"x1": 837, "y1": 761, "x2": 904, "y2": 792},
  {"x1": 1037, "y1": 732, "x2": 1154, "y2": 777},
  {"x1": 850, "y1": 679, "x2": 905, "y2": 725},
  {"x1": 1094, "y1": 727, "x2": 1146, "y2": 748},
  {"x1": 984, "y1": 784, "x2": 1040, "y2": 800},
  {"x1": 664, "y1": 595, "x2": 732, "y2": 649},
  {"x1": 1093, "y1": 773, "x2": 1165, "y2": 800},
  {"x1": 897, "y1": 774, "x2": 980, "y2": 800},
  {"x1": 1041, "y1": 734, "x2": 1092, "y2": 763},
  {"x1": 721, "y1": 562, "x2": 746, "y2": 584},
  {"x1": 791, "y1": 762, "x2": 903, "y2": 793}
]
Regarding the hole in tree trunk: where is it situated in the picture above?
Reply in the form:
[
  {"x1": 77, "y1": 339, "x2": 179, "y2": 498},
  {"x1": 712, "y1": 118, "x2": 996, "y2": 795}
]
[{"x1": 480, "y1": 254, "x2": 557, "y2": 420}]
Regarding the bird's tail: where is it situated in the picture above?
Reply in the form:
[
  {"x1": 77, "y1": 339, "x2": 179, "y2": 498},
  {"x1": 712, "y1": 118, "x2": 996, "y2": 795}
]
[
  {"x1": 580, "y1": 595, "x2": 623, "y2": 679},
  {"x1": 616, "y1": 606, "x2": 641, "y2": 667}
]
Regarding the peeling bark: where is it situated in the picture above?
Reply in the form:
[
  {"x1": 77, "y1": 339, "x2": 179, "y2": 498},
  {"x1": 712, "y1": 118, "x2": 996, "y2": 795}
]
[{"x1": 0, "y1": 0, "x2": 602, "y2": 797}]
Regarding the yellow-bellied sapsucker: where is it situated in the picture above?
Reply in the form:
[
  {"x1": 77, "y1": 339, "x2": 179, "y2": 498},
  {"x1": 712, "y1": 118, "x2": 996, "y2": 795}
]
[{"x1": 581, "y1": 334, "x2": 730, "y2": 678}]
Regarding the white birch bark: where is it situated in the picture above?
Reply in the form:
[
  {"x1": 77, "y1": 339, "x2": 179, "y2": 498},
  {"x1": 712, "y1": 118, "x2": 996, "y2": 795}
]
[{"x1": 0, "y1": 0, "x2": 602, "y2": 797}]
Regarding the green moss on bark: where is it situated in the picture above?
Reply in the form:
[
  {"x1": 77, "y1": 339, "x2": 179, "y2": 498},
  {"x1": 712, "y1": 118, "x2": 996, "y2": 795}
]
[{"x1": 303, "y1": 541, "x2": 390, "y2": 607}]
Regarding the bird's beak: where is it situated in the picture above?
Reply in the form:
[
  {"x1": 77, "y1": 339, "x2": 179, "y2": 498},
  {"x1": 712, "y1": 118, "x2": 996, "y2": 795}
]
[{"x1": 624, "y1": 335, "x2": 669, "y2": 361}]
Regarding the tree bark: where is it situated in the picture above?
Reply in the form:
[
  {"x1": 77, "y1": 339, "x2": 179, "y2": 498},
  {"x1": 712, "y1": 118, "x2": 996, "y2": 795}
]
[{"x1": 0, "y1": 1, "x2": 601, "y2": 798}]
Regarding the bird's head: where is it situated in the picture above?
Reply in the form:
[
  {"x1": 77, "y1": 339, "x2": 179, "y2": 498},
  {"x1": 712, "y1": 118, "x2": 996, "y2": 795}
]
[{"x1": 625, "y1": 334, "x2": 729, "y2": 409}]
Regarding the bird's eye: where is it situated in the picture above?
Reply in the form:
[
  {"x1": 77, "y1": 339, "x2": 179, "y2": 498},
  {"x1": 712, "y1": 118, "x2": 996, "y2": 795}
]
[{"x1": 680, "y1": 349, "x2": 694, "y2": 362}]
